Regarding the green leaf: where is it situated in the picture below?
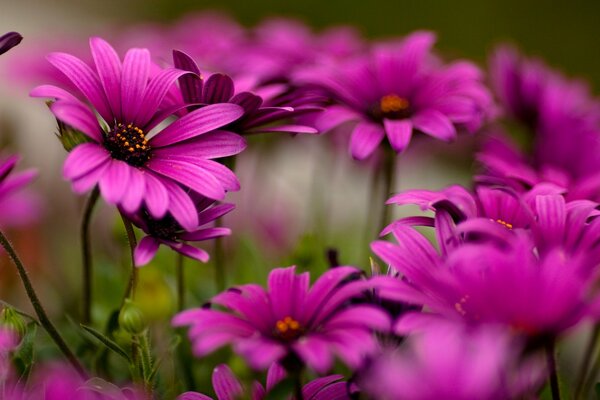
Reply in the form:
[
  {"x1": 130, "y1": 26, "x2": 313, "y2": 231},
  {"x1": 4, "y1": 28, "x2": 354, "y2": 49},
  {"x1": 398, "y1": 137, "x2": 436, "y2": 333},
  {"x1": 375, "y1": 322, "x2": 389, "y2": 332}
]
[
  {"x1": 80, "y1": 324, "x2": 131, "y2": 362},
  {"x1": 264, "y1": 377, "x2": 296, "y2": 400},
  {"x1": 595, "y1": 382, "x2": 600, "y2": 399}
]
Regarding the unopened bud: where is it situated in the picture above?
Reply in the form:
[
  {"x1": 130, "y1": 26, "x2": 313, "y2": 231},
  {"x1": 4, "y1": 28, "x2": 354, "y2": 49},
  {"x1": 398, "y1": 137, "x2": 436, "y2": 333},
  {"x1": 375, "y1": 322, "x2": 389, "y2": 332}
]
[
  {"x1": 0, "y1": 307, "x2": 26, "y2": 345},
  {"x1": 119, "y1": 299, "x2": 146, "y2": 335}
]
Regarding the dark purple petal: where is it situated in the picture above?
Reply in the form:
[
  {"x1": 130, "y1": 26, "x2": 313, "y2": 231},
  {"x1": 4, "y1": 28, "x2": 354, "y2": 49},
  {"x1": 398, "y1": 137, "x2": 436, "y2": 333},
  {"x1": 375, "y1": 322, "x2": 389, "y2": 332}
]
[
  {"x1": 134, "y1": 236, "x2": 160, "y2": 267},
  {"x1": 99, "y1": 160, "x2": 131, "y2": 205},
  {"x1": 252, "y1": 124, "x2": 318, "y2": 134},
  {"x1": 150, "y1": 104, "x2": 244, "y2": 147},
  {"x1": 211, "y1": 364, "x2": 244, "y2": 400},
  {"x1": 135, "y1": 68, "x2": 190, "y2": 127},
  {"x1": 203, "y1": 73, "x2": 235, "y2": 104},
  {"x1": 179, "y1": 227, "x2": 231, "y2": 241},
  {"x1": 50, "y1": 101, "x2": 103, "y2": 142},
  {"x1": 173, "y1": 50, "x2": 203, "y2": 104},
  {"x1": 169, "y1": 242, "x2": 210, "y2": 263},
  {"x1": 0, "y1": 32, "x2": 22, "y2": 56},
  {"x1": 230, "y1": 92, "x2": 263, "y2": 113},
  {"x1": 384, "y1": 118, "x2": 413, "y2": 152},
  {"x1": 154, "y1": 130, "x2": 247, "y2": 159},
  {"x1": 120, "y1": 48, "x2": 150, "y2": 123},
  {"x1": 349, "y1": 121, "x2": 385, "y2": 160},
  {"x1": 303, "y1": 375, "x2": 346, "y2": 400},
  {"x1": 147, "y1": 158, "x2": 226, "y2": 200},
  {"x1": 46, "y1": 52, "x2": 112, "y2": 122},
  {"x1": 412, "y1": 109, "x2": 456, "y2": 141},
  {"x1": 90, "y1": 37, "x2": 122, "y2": 121},
  {"x1": 63, "y1": 143, "x2": 110, "y2": 179}
]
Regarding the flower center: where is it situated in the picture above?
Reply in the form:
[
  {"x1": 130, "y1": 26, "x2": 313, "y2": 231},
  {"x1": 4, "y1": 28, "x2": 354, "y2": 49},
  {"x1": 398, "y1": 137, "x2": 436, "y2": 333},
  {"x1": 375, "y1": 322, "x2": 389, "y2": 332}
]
[
  {"x1": 493, "y1": 219, "x2": 513, "y2": 229},
  {"x1": 104, "y1": 123, "x2": 151, "y2": 167},
  {"x1": 274, "y1": 316, "x2": 304, "y2": 341},
  {"x1": 145, "y1": 212, "x2": 181, "y2": 241},
  {"x1": 376, "y1": 94, "x2": 411, "y2": 120}
]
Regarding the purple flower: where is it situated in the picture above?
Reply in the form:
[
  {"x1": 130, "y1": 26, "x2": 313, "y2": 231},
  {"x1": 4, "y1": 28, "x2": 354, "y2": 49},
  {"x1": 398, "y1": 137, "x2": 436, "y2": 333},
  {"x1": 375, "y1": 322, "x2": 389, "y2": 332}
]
[
  {"x1": 361, "y1": 321, "x2": 543, "y2": 400},
  {"x1": 170, "y1": 50, "x2": 318, "y2": 135},
  {"x1": 178, "y1": 363, "x2": 353, "y2": 400},
  {"x1": 0, "y1": 155, "x2": 41, "y2": 229},
  {"x1": 126, "y1": 197, "x2": 234, "y2": 267},
  {"x1": 31, "y1": 37, "x2": 246, "y2": 229},
  {"x1": 173, "y1": 266, "x2": 389, "y2": 373},
  {"x1": 0, "y1": 32, "x2": 22, "y2": 56},
  {"x1": 303, "y1": 31, "x2": 492, "y2": 159}
]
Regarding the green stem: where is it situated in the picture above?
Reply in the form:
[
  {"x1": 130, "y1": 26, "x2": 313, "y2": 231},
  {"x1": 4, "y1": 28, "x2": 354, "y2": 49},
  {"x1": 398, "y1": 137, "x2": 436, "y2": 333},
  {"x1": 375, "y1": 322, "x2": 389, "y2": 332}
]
[
  {"x1": 378, "y1": 149, "x2": 396, "y2": 233},
  {"x1": 120, "y1": 214, "x2": 138, "y2": 302},
  {"x1": 0, "y1": 230, "x2": 86, "y2": 377},
  {"x1": 575, "y1": 325, "x2": 600, "y2": 399},
  {"x1": 176, "y1": 253, "x2": 185, "y2": 311},
  {"x1": 214, "y1": 230, "x2": 226, "y2": 292},
  {"x1": 81, "y1": 186, "x2": 99, "y2": 324},
  {"x1": 546, "y1": 340, "x2": 561, "y2": 400}
]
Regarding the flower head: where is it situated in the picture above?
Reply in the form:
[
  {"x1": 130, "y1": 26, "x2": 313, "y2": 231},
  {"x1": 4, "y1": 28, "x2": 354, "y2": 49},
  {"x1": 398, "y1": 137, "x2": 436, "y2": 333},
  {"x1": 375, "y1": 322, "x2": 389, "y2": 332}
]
[
  {"x1": 31, "y1": 37, "x2": 246, "y2": 229},
  {"x1": 173, "y1": 266, "x2": 389, "y2": 373},
  {"x1": 303, "y1": 31, "x2": 492, "y2": 159}
]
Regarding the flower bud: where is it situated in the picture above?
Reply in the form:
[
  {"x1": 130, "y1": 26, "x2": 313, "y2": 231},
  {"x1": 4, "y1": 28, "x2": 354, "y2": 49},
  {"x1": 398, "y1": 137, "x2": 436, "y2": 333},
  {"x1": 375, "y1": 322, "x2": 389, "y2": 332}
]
[
  {"x1": 0, "y1": 307, "x2": 26, "y2": 346},
  {"x1": 51, "y1": 109, "x2": 92, "y2": 152},
  {"x1": 118, "y1": 299, "x2": 146, "y2": 335}
]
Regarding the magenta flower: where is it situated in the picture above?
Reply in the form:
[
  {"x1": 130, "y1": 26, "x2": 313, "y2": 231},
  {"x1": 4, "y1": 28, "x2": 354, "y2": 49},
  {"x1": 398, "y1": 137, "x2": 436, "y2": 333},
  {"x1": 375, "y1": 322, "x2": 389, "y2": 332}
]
[
  {"x1": 303, "y1": 31, "x2": 491, "y2": 159},
  {"x1": 31, "y1": 37, "x2": 246, "y2": 229},
  {"x1": 126, "y1": 196, "x2": 234, "y2": 267},
  {"x1": 171, "y1": 50, "x2": 318, "y2": 135},
  {"x1": 0, "y1": 155, "x2": 41, "y2": 229},
  {"x1": 178, "y1": 363, "x2": 352, "y2": 400},
  {"x1": 361, "y1": 321, "x2": 543, "y2": 400},
  {"x1": 0, "y1": 32, "x2": 22, "y2": 56},
  {"x1": 173, "y1": 266, "x2": 389, "y2": 373}
]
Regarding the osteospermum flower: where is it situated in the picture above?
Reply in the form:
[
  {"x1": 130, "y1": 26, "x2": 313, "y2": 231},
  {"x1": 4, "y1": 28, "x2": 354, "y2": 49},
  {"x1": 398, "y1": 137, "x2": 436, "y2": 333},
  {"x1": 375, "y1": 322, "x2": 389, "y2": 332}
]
[
  {"x1": 178, "y1": 363, "x2": 353, "y2": 400},
  {"x1": 173, "y1": 266, "x2": 389, "y2": 373},
  {"x1": 126, "y1": 196, "x2": 234, "y2": 266},
  {"x1": 302, "y1": 31, "x2": 492, "y2": 159},
  {"x1": 0, "y1": 32, "x2": 22, "y2": 56},
  {"x1": 170, "y1": 50, "x2": 318, "y2": 135},
  {"x1": 31, "y1": 37, "x2": 246, "y2": 229},
  {"x1": 361, "y1": 321, "x2": 543, "y2": 400}
]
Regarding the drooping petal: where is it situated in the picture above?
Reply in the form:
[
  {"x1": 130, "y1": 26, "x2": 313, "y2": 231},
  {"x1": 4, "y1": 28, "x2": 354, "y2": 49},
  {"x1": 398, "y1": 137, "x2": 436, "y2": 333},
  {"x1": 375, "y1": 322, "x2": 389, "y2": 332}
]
[
  {"x1": 120, "y1": 48, "x2": 150, "y2": 123},
  {"x1": 29, "y1": 84, "x2": 79, "y2": 103},
  {"x1": 120, "y1": 167, "x2": 146, "y2": 213},
  {"x1": 63, "y1": 143, "x2": 110, "y2": 179},
  {"x1": 98, "y1": 159, "x2": 130, "y2": 204},
  {"x1": 147, "y1": 158, "x2": 225, "y2": 200},
  {"x1": 159, "y1": 178, "x2": 199, "y2": 230},
  {"x1": 169, "y1": 242, "x2": 210, "y2": 263},
  {"x1": 46, "y1": 52, "x2": 112, "y2": 122},
  {"x1": 384, "y1": 118, "x2": 413, "y2": 153},
  {"x1": 71, "y1": 159, "x2": 110, "y2": 193},
  {"x1": 150, "y1": 104, "x2": 244, "y2": 147},
  {"x1": 179, "y1": 227, "x2": 231, "y2": 241},
  {"x1": 89, "y1": 37, "x2": 122, "y2": 120},
  {"x1": 134, "y1": 236, "x2": 161, "y2": 267},
  {"x1": 349, "y1": 121, "x2": 385, "y2": 160},
  {"x1": 412, "y1": 109, "x2": 456, "y2": 141}
]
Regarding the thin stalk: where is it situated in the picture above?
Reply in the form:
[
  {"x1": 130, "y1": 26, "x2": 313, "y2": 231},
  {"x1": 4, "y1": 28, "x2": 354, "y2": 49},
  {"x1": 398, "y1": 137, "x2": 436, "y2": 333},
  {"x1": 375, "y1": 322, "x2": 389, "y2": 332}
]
[
  {"x1": 575, "y1": 325, "x2": 600, "y2": 399},
  {"x1": 378, "y1": 149, "x2": 396, "y2": 233},
  {"x1": 546, "y1": 340, "x2": 561, "y2": 400},
  {"x1": 81, "y1": 186, "x2": 99, "y2": 324},
  {"x1": 176, "y1": 253, "x2": 185, "y2": 311},
  {"x1": 0, "y1": 230, "x2": 86, "y2": 377},
  {"x1": 120, "y1": 214, "x2": 138, "y2": 301},
  {"x1": 214, "y1": 226, "x2": 226, "y2": 292},
  {"x1": 293, "y1": 372, "x2": 304, "y2": 400}
]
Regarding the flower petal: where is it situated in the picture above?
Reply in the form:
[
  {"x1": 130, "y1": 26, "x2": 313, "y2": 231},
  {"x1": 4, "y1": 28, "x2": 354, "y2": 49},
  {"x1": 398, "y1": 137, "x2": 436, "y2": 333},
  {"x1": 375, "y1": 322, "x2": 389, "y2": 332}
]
[
  {"x1": 384, "y1": 118, "x2": 413, "y2": 153},
  {"x1": 203, "y1": 73, "x2": 234, "y2": 104},
  {"x1": 63, "y1": 143, "x2": 110, "y2": 179},
  {"x1": 349, "y1": 121, "x2": 385, "y2": 160},
  {"x1": 212, "y1": 364, "x2": 244, "y2": 400},
  {"x1": 99, "y1": 159, "x2": 130, "y2": 205},
  {"x1": 179, "y1": 227, "x2": 231, "y2": 241},
  {"x1": 173, "y1": 50, "x2": 203, "y2": 104},
  {"x1": 50, "y1": 101, "x2": 103, "y2": 142},
  {"x1": 120, "y1": 167, "x2": 146, "y2": 213},
  {"x1": 120, "y1": 48, "x2": 150, "y2": 123},
  {"x1": 153, "y1": 130, "x2": 246, "y2": 159},
  {"x1": 412, "y1": 109, "x2": 456, "y2": 141},
  {"x1": 134, "y1": 236, "x2": 160, "y2": 267},
  {"x1": 160, "y1": 178, "x2": 199, "y2": 230},
  {"x1": 135, "y1": 68, "x2": 190, "y2": 127},
  {"x1": 169, "y1": 243, "x2": 210, "y2": 263},
  {"x1": 150, "y1": 104, "x2": 244, "y2": 147},
  {"x1": 90, "y1": 37, "x2": 122, "y2": 120}
]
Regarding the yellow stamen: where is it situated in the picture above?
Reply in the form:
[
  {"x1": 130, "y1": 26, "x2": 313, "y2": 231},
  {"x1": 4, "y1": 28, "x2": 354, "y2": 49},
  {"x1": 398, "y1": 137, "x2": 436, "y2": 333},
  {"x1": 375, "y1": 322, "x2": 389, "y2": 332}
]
[{"x1": 380, "y1": 94, "x2": 410, "y2": 114}]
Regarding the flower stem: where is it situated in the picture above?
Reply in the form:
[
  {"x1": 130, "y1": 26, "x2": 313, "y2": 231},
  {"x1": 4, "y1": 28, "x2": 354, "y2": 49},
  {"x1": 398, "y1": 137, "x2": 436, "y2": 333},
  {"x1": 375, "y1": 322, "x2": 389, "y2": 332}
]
[
  {"x1": 546, "y1": 340, "x2": 561, "y2": 400},
  {"x1": 120, "y1": 213, "x2": 138, "y2": 301},
  {"x1": 0, "y1": 229, "x2": 86, "y2": 377},
  {"x1": 293, "y1": 371, "x2": 304, "y2": 400},
  {"x1": 214, "y1": 221, "x2": 226, "y2": 292},
  {"x1": 574, "y1": 325, "x2": 600, "y2": 399},
  {"x1": 176, "y1": 253, "x2": 185, "y2": 311},
  {"x1": 80, "y1": 186, "x2": 99, "y2": 324},
  {"x1": 378, "y1": 149, "x2": 396, "y2": 233}
]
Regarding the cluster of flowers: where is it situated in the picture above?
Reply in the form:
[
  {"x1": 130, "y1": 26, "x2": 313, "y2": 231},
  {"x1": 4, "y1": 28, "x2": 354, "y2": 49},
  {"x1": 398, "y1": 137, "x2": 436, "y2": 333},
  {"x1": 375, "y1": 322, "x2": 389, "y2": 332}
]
[{"x1": 0, "y1": 11, "x2": 599, "y2": 400}]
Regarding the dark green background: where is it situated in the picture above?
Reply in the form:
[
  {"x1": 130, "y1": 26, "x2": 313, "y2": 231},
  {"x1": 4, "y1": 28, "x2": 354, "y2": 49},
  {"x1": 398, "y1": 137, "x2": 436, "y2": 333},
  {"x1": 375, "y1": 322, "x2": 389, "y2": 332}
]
[{"x1": 96, "y1": 0, "x2": 600, "y2": 90}]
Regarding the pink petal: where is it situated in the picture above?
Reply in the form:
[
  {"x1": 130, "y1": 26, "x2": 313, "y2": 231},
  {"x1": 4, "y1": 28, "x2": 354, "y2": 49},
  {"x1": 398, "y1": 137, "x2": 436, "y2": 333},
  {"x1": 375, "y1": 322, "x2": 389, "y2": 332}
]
[
  {"x1": 169, "y1": 243, "x2": 210, "y2": 263},
  {"x1": 120, "y1": 167, "x2": 146, "y2": 213},
  {"x1": 212, "y1": 364, "x2": 244, "y2": 400},
  {"x1": 384, "y1": 118, "x2": 413, "y2": 153},
  {"x1": 98, "y1": 160, "x2": 130, "y2": 205},
  {"x1": 134, "y1": 236, "x2": 160, "y2": 267},
  {"x1": 160, "y1": 178, "x2": 199, "y2": 230},
  {"x1": 50, "y1": 101, "x2": 103, "y2": 142},
  {"x1": 147, "y1": 158, "x2": 225, "y2": 200},
  {"x1": 179, "y1": 227, "x2": 231, "y2": 241},
  {"x1": 153, "y1": 130, "x2": 247, "y2": 159},
  {"x1": 121, "y1": 48, "x2": 150, "y2": 123},
  {"x1": 349, "y1": 121, "x2": 385, "y2": 160},
  {"x1": 63, "y1": 143, "x2": 110, "y2": 179},
  {"x1": 203, "y1": 73, "x2": 234, "y2": 103},
  {"x1": 90, "y1": 37, "x2": 122, "y2": 120},
  {"x1": 412, "y1": 109, "x2": 456, "y2": 141},
  {"x1": 135, "y1": 68, "x2": 190, "y2": 127},
  {"x1": 143, "y1": 172, "x2": 170, "y2": 219}
]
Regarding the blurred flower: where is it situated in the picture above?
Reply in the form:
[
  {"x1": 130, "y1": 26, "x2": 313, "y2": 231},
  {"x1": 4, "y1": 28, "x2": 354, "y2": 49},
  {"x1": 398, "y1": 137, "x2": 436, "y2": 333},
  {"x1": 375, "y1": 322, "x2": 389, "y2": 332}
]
[
  {"x1": 178, "y1": 363, "x2": 353, "y2": 400},
  {"x1": 125, "y1": 196, "x2": 234, "y2": 266},
  {"x1": 31, "y1": 37, "x2": 246, "y2": 229},
  {"x1": 0, "y1": 32, "x2": 22, "y2": 56},
  {"x1": 361, "y1": 321, "x2": 543, "y2": 400},
  {"x1": 0, "y1": 155, "x2": 41, "y2": 229},
  {"x1": 173, "y1": 266, "x2": 389, "y2": 373},
  {"x1": 301, "y1": 31, "x2": 492, "y2": 159}
]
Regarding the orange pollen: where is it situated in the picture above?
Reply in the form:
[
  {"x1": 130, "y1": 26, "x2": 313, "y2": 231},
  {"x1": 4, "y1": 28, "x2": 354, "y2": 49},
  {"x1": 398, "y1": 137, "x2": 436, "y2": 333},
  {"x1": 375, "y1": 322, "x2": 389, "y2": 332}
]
[
  {"x1": 380, "y1": 94, "x2": 410, "y2": 114},
  {"x1": 274, "y1": 316, "x2": 303, "y2": 340},
  {"x1": 494, "y1": 219, "x2": 513, "y2": 229}
]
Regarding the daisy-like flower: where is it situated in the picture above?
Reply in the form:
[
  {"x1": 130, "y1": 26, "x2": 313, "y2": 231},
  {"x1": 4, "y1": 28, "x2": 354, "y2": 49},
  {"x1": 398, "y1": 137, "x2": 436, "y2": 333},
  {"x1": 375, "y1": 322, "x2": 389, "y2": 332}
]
[
  {"x1": 31, "y1": 37, "x2": 246, "y2": 229},
  {"x1": 173, "y1": 266, "x2": 389, "y2": 373},
  {"x1": 302, "y1": 31, "x2": 492, "y2": 159},
  {"x1": 361, "y1": 321, "x2": 543, "y2": 400},
  {"x1": 178, "y1": 363, "x2": 353, "y2": 400},
  {"x1": 126, "y1": 196, "x2": 234, "y2": 267},
  {"x1": 0, "y1": 32, "x2": 22, "y2": 56},
  {"x1": 171, "y1": 50, "x2": 318, "y2": 135}
]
